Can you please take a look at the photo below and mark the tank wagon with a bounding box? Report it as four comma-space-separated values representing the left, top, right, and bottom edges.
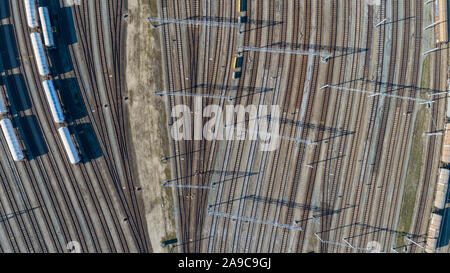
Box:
30, 32, 50, 76
24, 0, 38, 28
38, 7, 55, 48
58, 126, 80, 164
0, 119, 25, 161
42, 80, 65, 123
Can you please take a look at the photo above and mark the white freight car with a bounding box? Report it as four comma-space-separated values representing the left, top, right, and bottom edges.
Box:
30, 32, 50, 76
24, 0, 38, 28
0, 91, 7, 115
425, 213, 443, 253
0, 119, 25, 161
38, 7, 55, 48
435, 169, 449, 210
58, 126, 80, 164
42, 80, 65, 123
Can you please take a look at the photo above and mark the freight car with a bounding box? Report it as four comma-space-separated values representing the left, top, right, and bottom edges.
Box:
0, 118, 25, 161
58, 126, 80, 164
30, 32, 50, 76
38, 7, 56, 48
24, 0, 38, 28
42, 80, 65, 123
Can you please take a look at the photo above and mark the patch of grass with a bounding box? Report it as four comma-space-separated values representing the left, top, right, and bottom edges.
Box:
394, 56, 431, 251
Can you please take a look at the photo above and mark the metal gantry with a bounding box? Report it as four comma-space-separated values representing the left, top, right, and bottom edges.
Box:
237, 46, 333, 59
147, 17, 240, 28
314, 233, 383, 252
155, 91, 234, 100
376, 18, 389, 27
161, 174, 216, 190
424, 20, 443, 30
405, 237, 425, 249
207, 210, 303, 231
423, 47, 440, 55
320, 84, 434, 104
161, 183, 215, 190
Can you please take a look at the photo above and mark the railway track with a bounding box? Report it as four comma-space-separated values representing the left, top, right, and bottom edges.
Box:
0, 0, 150, 253
159, 0, 443, 253
68, 0, 150, 251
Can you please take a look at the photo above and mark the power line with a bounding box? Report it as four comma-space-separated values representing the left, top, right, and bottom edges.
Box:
320, 84, 434, 104
207, 210, 303, 231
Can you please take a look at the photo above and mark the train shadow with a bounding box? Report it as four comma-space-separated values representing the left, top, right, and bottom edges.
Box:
0, 24, 20, 70
5, 74, 32, 112
0, 0, 10, 20
17, 115, 49, 160
56, 78, 88, 120
74, 123, 103, 163
47, 7, 78, 74
52, 5, 78, 46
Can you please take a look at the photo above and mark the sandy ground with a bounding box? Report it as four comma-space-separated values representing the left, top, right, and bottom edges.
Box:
125, 0, 176, 253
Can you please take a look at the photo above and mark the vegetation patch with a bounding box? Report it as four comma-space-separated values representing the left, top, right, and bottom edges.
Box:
394, 56, 431, 251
